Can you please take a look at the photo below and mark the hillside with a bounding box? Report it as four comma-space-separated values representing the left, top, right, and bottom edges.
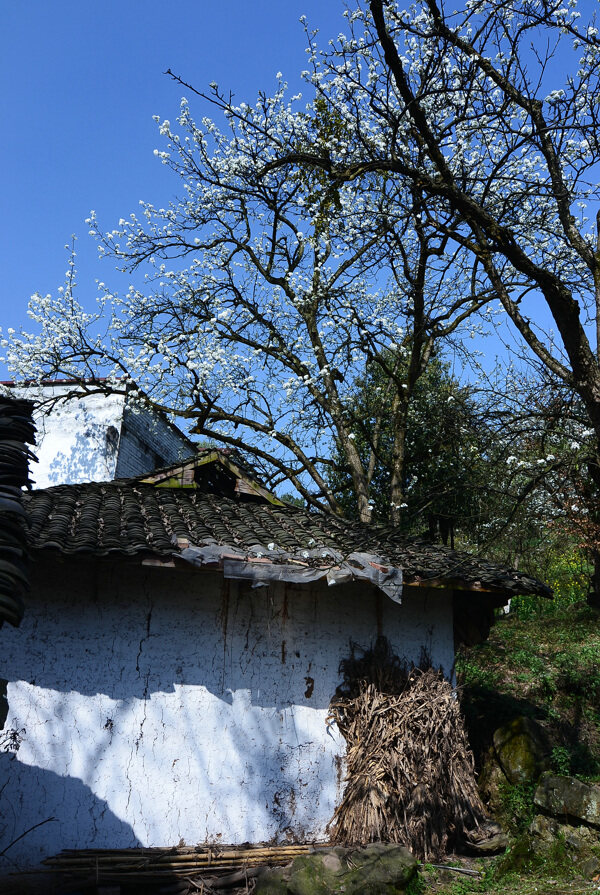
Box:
425, 593, 600, 894
459, 602, 600, 781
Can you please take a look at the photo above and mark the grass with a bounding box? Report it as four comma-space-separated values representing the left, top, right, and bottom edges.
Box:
421, 864, 600, 894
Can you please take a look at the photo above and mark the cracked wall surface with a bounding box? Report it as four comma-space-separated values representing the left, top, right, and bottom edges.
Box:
0, 560, 454, 869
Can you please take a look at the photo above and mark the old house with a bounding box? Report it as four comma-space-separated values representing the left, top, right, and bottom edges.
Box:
0, 391, 549, 871
0, 485, 549, 870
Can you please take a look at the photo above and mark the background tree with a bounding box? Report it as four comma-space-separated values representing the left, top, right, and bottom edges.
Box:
443, 360, 600, 599
488, 365, 600, 587
328, 354, 488, 544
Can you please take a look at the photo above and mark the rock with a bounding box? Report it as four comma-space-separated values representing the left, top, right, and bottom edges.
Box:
466, 832, 509, 854
478, 748, 508, 812
500, 826, 572, 874
498, 834, 540, 871
466, 819, 504, 843
319, 853, 343, 874
529, 813, 600, 847
582, 855, 600, 877
534, 773, 600, 828
493, 716, 549, 785
503, 810, 600, 877
254, 844, 418, 895
563, 826, 586, 851
528, 813, 560, 841
254, 866, 292, 895
465, 820, 507, 854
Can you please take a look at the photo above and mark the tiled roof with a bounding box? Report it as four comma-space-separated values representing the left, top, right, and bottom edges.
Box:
23, 481, 549, 597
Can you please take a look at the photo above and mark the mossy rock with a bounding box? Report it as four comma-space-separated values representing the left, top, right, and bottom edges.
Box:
528, 813, 561, 842
501, 814, 600, 879
493, 716, 550, 785
255, 866, 293, 895
499, 830, 571, 876
478, 746, 509, 812
529, 813, 600, 849
255, 844, 418, 895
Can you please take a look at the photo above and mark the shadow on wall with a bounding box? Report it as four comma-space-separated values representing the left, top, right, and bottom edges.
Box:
0, 571, 355, 849
44, 422, 118, 486
0, 752, 140, 872
1, 682, 339, 854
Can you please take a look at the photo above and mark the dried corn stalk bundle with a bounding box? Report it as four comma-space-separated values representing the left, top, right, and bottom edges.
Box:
328, 638, 488, 860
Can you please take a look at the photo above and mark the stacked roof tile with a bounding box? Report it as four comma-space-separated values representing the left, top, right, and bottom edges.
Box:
23, 481, 550, 597
0, 397, 36, 627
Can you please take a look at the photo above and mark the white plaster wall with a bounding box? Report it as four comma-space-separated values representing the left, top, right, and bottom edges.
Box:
25, 385, 126, 488
0, 561, 454, 869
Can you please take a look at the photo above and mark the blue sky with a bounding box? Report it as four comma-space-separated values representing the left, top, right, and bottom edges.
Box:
1, 2, 346, 359
0, 1, 579, 386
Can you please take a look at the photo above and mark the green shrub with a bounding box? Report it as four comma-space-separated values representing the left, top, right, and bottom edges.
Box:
455, 655, 497, 689
550, 745, 571, 775
405, 871, 427, 895
496, 781, 536, 836
512, 547, 591, 619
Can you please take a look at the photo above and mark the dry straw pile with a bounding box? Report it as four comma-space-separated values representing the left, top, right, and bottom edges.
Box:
328, 638, 488, 860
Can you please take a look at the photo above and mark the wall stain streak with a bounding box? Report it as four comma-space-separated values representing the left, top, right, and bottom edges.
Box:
221, 579, 230, 692
376, 591, 383, 638
282, 587, 289, 624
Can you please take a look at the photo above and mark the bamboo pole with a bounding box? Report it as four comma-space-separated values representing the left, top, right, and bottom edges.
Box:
44, 843, 320, 878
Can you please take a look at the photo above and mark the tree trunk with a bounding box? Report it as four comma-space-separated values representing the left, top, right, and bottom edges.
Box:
389, 393, 408, 527
590, 549, 600, 609
339, 429, 372, 523
585, 449, 600, 609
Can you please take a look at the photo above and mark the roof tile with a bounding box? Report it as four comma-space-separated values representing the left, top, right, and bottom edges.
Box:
23, 482, 550, 597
